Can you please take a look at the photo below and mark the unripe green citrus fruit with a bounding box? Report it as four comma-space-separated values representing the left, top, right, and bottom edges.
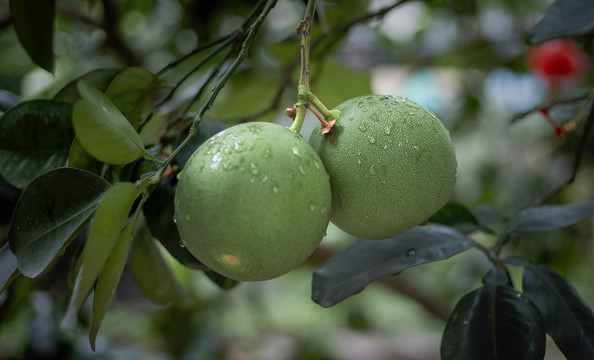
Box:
309, 95, 457, 239
174, 122, 332, 281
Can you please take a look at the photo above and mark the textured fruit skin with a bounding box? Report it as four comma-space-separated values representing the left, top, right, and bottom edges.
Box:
309, 95, 457, 240
174, 122, 331, 281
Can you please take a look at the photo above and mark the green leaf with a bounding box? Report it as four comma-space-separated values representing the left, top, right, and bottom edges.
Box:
9, 0, 55, 72
521, 262, 594, 359
90, 219, 136, 350
526, 0, 594, 45
311, 224, 475, 308
504, 199, 594, 236
131, 224, 193, 307
72, 81, 146, 165
0, 243, 19, 294
8, 167, 110, 278
53, 68, 120, 103
62, 182, 138, 330
0, 99, 74, 189
68, 138, 103, 174
441, 285, 546, 360
429, 201, 481, 234
104, 67, 162, 128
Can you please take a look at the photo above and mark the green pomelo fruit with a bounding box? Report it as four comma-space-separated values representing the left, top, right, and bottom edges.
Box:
174, 122, 332, 281
309, 95, 457, 239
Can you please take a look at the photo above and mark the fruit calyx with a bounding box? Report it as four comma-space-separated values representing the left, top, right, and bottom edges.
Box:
289, 85, 341, 135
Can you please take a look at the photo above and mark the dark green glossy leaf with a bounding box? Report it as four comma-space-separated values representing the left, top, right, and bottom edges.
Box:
68, 138, 103, 174
104, 67, 162, 128
62, 182, 138, 330
205, 270, 239, 290
522, 262, 594, 359
0, 99, 74, 189
8, 167, 110, 278
526, 0, 594, 45
504, 199, 594, 236
429, 201, 481, 234
174, 118, 227, 169
72, 81, 146, 165
482, 266, 511, 287
53, 68, 120, 103
441, 285, 546, 360
143, 178, 206, 269
0, 243, 19, 294
9, 0, 55, 71
131, 224, 193, 307
90, 219, 136, 350
312, 224, 475, 307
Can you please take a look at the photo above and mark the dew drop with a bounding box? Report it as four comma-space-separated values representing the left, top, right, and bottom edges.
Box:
179, 240, 186, 248
406, 248, 416, 256
367, 135, 376, 144
357, 101, 365, 108
383, 145, 388, 150
357, 159, 362, 165
370, 113, 380, 122
249, 163, 259, 175
309, 202, 316, 212
176, 172, 182, 180
358, 123, 367, 132
173, 216, 177, 224
298, 165, 306, 175
313, 160, 320, 170
272, 186, 280, 194
292, 147, 300, 156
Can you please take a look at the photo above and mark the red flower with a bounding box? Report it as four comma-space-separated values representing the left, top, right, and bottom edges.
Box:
528, 39, 589, 86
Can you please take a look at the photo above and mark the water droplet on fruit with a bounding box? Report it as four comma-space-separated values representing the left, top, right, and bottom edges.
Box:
357, 159, 362, 165
370, 113, 380, 122
357, 101, 365, 108
309, 202, 316, 212
299, 165, 306, 175
292, 147, 300, 156
249, 163, 259, 175
383, 145, 388, 150
384, 122, 394, 135
184, 214, 190, 221
173, 216, 177, 224
395, 96, 406, 103
367, 135, 376, 144
272, 186, 280, 194
176, 172, 182, 180
321, 207, 328, 214
234, 142, 245, 152
358, 123, 367, 132
179, 240, 186, 248
406, 248, 416, 256
313, 160, 320, 170
224, 147, 232, 154
382, 95, 390, 100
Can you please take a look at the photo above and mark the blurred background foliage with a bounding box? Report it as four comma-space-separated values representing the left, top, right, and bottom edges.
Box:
0, 0, 592, 359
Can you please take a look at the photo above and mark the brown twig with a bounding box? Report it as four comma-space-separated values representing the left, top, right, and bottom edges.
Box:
100, 0, 142, 66
510, 92, 591, 124
228, 0, 411, 123
534, 101, 594, 205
